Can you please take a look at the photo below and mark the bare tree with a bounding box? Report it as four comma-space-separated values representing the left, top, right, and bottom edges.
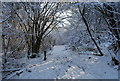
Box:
10, 2, 62, 58
95, 3, 120, 52
95, 2, 119, 65
77, 4, 104, 56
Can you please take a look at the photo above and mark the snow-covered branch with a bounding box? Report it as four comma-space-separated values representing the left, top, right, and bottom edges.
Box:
0, 15, 11, 24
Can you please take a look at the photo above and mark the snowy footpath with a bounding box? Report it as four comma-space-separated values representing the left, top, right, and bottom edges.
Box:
9, 45, 118, 79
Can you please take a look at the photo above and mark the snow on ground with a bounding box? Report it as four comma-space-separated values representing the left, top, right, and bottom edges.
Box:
8, 45, 118, 79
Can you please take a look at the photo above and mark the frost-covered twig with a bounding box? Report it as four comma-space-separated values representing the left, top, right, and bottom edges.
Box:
106, 9, 120, 15
1, 68, 21, 72
0, 15, 11, 24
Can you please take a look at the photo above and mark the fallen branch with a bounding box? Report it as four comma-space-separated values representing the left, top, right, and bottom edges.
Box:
78, 52, 101, 56
6, 69, 24, 79
1, 68, 21, 72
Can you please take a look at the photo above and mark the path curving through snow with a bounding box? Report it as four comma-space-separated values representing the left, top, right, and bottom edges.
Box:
10, 45, 118, 79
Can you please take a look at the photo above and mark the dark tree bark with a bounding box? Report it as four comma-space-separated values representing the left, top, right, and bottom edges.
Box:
44, 51, 47, 60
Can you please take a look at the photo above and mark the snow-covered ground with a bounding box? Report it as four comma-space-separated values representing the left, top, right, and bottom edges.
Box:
8, 45, 118, 79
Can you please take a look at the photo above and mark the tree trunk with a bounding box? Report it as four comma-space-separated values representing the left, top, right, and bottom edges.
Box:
27, 45, 31, 59
44, 51, 47, 60
30, 36, 41, 58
